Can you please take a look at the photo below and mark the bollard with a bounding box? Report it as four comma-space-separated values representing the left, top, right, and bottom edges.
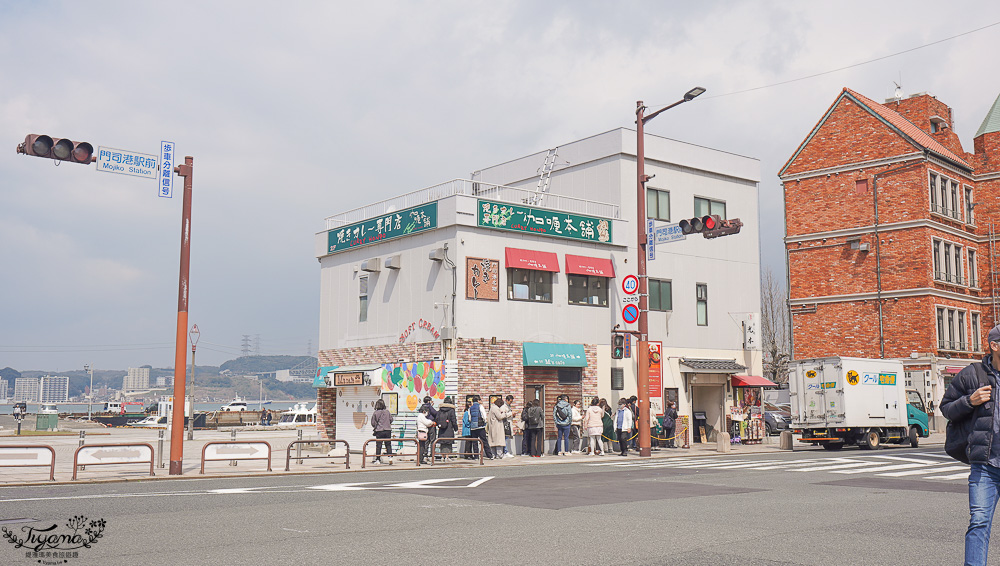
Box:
157, 430, 165, 468
230, 430, 238, 466
78, 430, 87, 470
296, 430, 303, 464
716, 431, 731, 453
779, 430, 794, 450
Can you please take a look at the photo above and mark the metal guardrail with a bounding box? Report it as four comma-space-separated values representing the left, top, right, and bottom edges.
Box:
361, 437, 420, 469
284, 439, 350, 471
0, 444, 56, 481
200, 441, 272, 474
72, 443, 155, 480
429, 436, 483, 465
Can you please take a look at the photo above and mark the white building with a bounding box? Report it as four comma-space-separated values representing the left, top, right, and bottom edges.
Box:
123, 367, 150, 392
314, 129, 763, 447
13, 377, 40, 402
0, 378, 8, 401
39, 375, 69, 403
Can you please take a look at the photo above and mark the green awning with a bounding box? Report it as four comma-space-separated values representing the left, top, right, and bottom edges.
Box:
313, 366, 337, 388
522, 342, 587, 367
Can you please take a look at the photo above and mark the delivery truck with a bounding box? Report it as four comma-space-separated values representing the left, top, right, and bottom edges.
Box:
788, 357, 929, 450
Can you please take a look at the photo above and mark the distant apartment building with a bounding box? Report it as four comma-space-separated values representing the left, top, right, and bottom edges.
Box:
154, 375, 173, 388
780, 88, 1000, 415
13, 377, 39, 402
122, 367, 150, 392
39, 375, 69, 403
0, 378, 8, 401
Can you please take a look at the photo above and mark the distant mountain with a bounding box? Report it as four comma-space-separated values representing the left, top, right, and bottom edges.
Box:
220, 355, 317, 375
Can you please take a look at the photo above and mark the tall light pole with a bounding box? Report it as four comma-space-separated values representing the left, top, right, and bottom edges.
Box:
169, 156, 194, 475
84, 364, 94, 421
187, 324, 200, 440
635, 87, 705, 457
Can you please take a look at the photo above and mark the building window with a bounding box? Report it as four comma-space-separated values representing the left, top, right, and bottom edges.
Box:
558, 368, 582, 385
972, 312, 982, 352
611, 367, 624, 391
933, 240, 965, 285
359, 276, 369, 323
649, 279, 672, 312
930, 172, 961, 220
647, 188, 670, 222
568, 274, 608, 306
696, 283, 708, 326
932, 240, 940, 278
959, 311, 967, 351
969, 249, 978, 287
694, 197, 726, 220
966, 186, 975, 224
937, 306, 970, 351
508, 268, 552, 302
929, 173, 938, 210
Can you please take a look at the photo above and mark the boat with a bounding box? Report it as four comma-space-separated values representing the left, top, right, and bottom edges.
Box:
126, 415, 168, 428
274, 403, 317, 428
220, 398, 249, 412
92, 401, 148, 427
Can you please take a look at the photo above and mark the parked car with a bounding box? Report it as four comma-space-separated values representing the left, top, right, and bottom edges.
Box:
764, 410, 791, 435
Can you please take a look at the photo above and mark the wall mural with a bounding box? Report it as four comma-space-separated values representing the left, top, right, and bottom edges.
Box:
466, 257, 500, 300
381, 360, 446, 411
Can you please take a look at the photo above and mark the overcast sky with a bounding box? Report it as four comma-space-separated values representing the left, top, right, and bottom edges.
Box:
2, 1, 999, 372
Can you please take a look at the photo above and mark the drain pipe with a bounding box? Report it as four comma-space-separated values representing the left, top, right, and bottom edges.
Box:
442, 243, 457, 358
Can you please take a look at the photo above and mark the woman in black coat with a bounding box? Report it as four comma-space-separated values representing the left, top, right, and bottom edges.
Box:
436, 396, 459, 460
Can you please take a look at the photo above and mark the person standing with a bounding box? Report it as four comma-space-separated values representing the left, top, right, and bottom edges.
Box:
520, 403, 531, 456
941, 325, 1000, 565
416, 406, 435, 465
488, 397, 510, 460
570, 399, 584, 454
662, 401, 678, 448
370, 399, 394, 465
468, 395, 493, 459
503, 395, 516, 458
552, 395, 573, 455
419, 396, 439, 460
600, 398, 615, 453
525, 400, 546, 457
461, 401, 474, 460
627, 396, 640, 450
615, 398, 634, 457
583, 397, 605, 456
436, 397, 458, 460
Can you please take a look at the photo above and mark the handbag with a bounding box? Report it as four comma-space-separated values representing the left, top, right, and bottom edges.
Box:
417, 430, 428, 441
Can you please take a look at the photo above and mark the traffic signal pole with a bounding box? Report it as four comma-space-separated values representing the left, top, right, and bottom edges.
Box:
169, 156, 194, 475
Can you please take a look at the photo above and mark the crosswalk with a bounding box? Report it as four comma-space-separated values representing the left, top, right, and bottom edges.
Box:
586, 452, 970, 481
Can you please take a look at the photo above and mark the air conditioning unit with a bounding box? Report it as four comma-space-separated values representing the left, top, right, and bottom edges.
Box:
384, 254, 401, 270
360, 258, 381, 272
440, 326, 457, 340
428, 248, 446, 261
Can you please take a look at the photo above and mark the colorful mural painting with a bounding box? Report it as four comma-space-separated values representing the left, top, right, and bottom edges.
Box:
381, 360, 446, 411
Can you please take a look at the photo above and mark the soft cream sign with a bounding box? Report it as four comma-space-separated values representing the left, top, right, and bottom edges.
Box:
399, 319, 440, 343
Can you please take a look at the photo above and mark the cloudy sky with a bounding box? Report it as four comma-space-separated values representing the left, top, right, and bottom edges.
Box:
2, 1, 999, 372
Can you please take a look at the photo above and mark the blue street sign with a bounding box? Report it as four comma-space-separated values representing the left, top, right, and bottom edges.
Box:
622, 303, 640, 324
647, 219, 655, 261
655, 223, 687, 244
159, 141, 175, 198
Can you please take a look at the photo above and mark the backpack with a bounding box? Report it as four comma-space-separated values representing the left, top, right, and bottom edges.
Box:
556, 403, 571, 422
945, 363, 989, 464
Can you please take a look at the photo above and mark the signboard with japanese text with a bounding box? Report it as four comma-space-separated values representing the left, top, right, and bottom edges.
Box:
96, 146, 157, 180
649, 341, 663, 416
647, 219, 655, 261
477, 199, 612, 243
326, 202, 437, 254
743, 313, 760, 350
159, 141, 175, 198
334, 372, 365, 386
654, 223, 686, 244
466, 257, 500, 300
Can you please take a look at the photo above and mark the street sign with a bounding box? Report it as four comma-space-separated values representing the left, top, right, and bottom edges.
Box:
622, 303, 639, 324
96, 146, 158, 180
647, 219, 655, 261
76, 444, 153, 466
203, 442, 270, 461
159, 141, 175, 198
622, 274, 639, 295
621, 295, 639, 304
655, 223, 687, 244
0, 446, 54, 466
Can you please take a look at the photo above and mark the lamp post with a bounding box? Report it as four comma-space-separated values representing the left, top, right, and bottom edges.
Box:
169, 156, 194, 475
84, 364, 94, 421
635, 87, 705, 457
187, 324, 200, 440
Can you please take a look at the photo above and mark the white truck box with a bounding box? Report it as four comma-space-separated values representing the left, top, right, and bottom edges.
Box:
789, 357, 906, 429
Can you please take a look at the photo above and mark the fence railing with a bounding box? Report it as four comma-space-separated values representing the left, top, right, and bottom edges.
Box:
429, 437, 483, 465
361, 437, 420, 469
284, 439, 350, 471
0, 444, 56, 481
73, 443, 154, 480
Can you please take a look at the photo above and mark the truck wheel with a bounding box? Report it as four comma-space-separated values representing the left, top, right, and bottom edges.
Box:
861, 430, 881, 450
908, 426, 919, 448
822, 443, 843, 451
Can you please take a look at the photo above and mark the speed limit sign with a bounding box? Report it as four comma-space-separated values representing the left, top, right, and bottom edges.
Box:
622, 275, 639, 295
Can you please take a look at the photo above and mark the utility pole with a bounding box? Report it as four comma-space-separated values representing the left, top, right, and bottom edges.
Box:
187, 324, 200, 440
84, 364, 94, 421
169, 156, 194, 476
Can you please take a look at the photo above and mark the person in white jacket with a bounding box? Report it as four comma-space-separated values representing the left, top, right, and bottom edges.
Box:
582, 397, 606, 456
416, 407, 436, 464
570, 400, 584, 453
615, 398, 634, 457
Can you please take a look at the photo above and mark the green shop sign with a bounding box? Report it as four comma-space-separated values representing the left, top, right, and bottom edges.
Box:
478, 199, 612, 243
326, 202, 438, 254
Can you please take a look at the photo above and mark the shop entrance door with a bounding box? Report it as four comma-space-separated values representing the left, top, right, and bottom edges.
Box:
691, 384, 724, 443
524, 385, 544, 413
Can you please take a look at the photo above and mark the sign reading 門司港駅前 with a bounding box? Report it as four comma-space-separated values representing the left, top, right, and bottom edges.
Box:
326, 202, 438, 254
477, 199, 612, 243
96, 146, 158, 180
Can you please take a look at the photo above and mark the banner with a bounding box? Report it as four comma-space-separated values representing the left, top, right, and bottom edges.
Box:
649, 341, 663, 416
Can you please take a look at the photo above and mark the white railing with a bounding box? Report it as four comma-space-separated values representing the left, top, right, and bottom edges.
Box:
324, 179, 621, 230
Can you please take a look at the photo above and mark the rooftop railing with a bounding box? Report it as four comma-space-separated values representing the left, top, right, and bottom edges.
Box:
324, 179, 621, 230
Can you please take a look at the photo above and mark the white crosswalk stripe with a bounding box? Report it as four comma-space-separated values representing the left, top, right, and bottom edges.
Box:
586, 453, 970, 481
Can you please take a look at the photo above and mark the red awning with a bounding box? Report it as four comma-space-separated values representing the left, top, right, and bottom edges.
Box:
731, 375, 778, 387
565, 254, 616, 277
944, 366, 967, 375
505, 248, 559, 272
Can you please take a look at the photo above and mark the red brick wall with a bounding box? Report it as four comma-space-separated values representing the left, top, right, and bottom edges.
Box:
317, 388, 336, 440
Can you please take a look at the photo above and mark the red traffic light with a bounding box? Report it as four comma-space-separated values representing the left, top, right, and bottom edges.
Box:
18, 134, 94, 164
679, 215, 720, 235
703, 218, 744, 239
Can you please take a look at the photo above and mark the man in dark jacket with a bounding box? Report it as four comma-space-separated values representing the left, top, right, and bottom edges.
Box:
941, 326, 1000, 566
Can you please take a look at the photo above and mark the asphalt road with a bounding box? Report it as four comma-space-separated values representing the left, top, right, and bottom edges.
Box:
0, 443, 984, 566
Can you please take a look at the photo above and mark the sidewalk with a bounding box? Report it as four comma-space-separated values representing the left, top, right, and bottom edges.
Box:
0, 418, 946, 487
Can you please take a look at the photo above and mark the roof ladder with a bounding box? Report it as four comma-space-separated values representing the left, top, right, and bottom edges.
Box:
532, 148, 558, 205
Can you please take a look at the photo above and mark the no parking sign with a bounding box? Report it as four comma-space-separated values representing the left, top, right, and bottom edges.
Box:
622, 303, 639, 324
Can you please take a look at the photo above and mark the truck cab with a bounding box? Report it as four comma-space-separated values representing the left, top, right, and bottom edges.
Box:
906, 389, 930, 438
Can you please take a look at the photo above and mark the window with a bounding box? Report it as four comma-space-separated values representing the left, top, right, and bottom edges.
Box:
929, 173, 938, 210
938, 306, 971, 351
933, 239, 965, 285
930, 172, 961, 220
568, 274, 608, 306
558, 368, 582, 385
359, 276, 369, 322
647, 188, 670, 222
694, 197, 726, 220
932, 240, 940, 278
959, 311, 967, 351
648, 279, 673, 311
966, 186, 975, 224
973, 312, 982, 352
507, 268, 552, 302
611, 367, 624, 390
696, 283, 708, 326
969, 249, 978, 287
955, 244, 964, 284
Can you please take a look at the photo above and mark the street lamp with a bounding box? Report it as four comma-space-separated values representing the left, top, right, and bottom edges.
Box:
84, 364, 94, 421
635, 86, 705, 457
187, 324, 200, 440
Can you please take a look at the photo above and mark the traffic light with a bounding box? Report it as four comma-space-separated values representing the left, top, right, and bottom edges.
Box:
612, 334, 625, 359
16, 134, 94, 164
679, 214, 743, 239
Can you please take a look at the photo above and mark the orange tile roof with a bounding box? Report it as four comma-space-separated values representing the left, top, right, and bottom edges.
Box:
845, 88, 970, 169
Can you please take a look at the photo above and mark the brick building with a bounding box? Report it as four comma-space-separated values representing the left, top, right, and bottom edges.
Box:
780, 88, 1000, 419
